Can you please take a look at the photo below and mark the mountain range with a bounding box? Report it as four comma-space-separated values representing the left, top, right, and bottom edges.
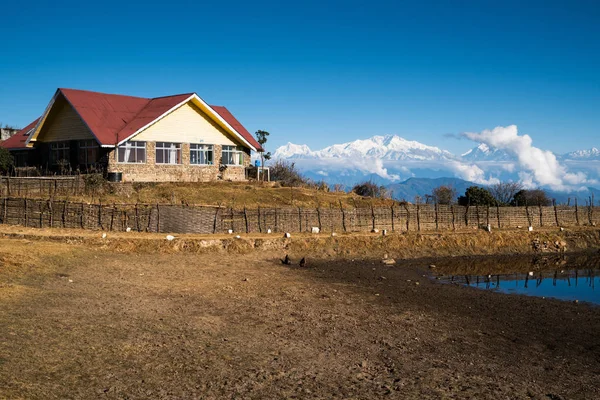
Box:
270, 134, 600, 199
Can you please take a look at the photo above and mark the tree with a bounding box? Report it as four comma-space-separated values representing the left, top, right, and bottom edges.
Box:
352, 181, 387, 198
0, 147, 14, 174
254, 130, 272, 168
490, 181, 523, 205
511, 189, 552, 206
270, 160, 309, 187
457, 186, 496, 206
430, 185, 457, 205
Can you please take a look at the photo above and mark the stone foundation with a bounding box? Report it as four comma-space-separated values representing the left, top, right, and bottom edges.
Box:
107, 142, 251, 182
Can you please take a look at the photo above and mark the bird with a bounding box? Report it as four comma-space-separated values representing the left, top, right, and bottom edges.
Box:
299, 257, 306, 268
281, 254, 291, 265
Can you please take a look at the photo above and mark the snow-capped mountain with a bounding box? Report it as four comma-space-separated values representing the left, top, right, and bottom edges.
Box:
273, 135, 455, 161
461, 143, 515, 162
270, 134, 599, 190
561, 147, 600, 160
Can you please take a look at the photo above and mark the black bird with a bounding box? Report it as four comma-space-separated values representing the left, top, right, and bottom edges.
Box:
281, 254, 291, 265
299, 257, 306, 267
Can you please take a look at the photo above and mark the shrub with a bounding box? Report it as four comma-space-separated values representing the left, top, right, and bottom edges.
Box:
511, 189, 552, 206
352, 181, 387, 198
0, 148, 13, 174
270, 160, 310, 187
457, 186, 497, 206
430, 185, 457, 205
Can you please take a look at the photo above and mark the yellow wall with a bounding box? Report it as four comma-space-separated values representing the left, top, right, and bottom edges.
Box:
132, 102, 240, 146
37, 97, 95, 142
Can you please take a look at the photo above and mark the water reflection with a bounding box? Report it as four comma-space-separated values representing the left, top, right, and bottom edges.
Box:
435, 253, 600, 305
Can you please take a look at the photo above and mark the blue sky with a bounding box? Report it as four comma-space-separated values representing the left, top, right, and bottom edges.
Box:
1, 0, 598, 155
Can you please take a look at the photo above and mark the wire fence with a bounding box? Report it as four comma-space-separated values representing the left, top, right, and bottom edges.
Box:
0, 197, 597, 234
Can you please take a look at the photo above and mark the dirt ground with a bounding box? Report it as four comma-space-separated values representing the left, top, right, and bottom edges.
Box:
0, 237, 599, 399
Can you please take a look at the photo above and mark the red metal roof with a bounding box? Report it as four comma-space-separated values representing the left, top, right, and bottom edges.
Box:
211, 105, 262, 151
10, 88, 258, 150
0, 117, 40, 150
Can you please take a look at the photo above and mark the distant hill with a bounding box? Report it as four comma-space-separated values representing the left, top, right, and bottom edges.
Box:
387, 177, 475, 202
386, 177, 600, 205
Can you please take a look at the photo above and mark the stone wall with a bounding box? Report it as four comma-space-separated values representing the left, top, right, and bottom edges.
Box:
107, 142, 251, 182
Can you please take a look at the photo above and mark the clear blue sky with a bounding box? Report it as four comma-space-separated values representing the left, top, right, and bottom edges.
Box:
1, 0, 598, 155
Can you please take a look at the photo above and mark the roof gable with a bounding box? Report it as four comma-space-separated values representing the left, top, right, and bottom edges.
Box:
0, 118, 40, 150
25, 88, 260, 151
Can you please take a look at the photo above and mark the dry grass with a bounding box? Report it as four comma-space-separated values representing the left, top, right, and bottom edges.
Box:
51, 181, 396, 209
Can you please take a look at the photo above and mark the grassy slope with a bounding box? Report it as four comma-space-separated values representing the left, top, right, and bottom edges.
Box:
70, 181, 396, 208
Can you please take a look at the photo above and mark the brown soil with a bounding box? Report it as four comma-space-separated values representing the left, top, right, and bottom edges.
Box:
0, 235, 599, 399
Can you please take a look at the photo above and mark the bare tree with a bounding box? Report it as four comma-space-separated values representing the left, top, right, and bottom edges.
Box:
490, 181, 523, 205
431, 185, 457, 205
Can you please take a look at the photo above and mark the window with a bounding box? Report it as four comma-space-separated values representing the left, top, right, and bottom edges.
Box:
50, 141, 70, 165
117, 141, 146, 163
155, 142, 182, 164
222, 145, 244, 166
78, 140, 98, 165
190, 144, 213, 165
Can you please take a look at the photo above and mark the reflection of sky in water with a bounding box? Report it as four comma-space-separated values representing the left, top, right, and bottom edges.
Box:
440, 270, 600, 305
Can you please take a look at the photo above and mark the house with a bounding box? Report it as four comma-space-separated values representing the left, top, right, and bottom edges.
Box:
0, 88, 262, 182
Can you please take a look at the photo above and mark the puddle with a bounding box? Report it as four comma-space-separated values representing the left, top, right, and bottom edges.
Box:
432, 253, 600, 305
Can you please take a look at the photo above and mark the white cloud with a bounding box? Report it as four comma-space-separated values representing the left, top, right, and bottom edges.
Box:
462, 125, 593, 191
448, 161, 500, 185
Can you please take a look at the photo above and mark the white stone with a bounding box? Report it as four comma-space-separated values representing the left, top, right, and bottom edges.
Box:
560, 227, 565, 231
267, 229, 272, 234
126, 227, 131, 232
382, 229, 387, 236
528, 226, 534, 232
371, 229, 379, 233
101, 233, 107, 239
331, 232, 337, 237
228, 229, 233, 234
166, 235, 175, 241
284, 232, 291, 238
311, 227, 320, 234
486, 224, 492, 232
235, 235, 241, 239
528, 271, 534, 276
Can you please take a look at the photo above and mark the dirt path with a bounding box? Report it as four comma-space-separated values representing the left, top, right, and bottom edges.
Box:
0, 239, 599, 399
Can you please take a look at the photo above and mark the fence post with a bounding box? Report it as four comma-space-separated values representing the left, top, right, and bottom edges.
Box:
539, 204, 543, 227
97, 200, 103, 230
135, 203, 141, 232
49, 199, 54, 228
3, 197, 7, 224
391, 204, 395, 232
298, 207, 302, 232
257, 206, 261, 233
416, 203, 421, 231
110, 203, 116, 231
496, 204, 501, 228
435, 202, 439, 231
553, 200, 559, 226
243, 206, 249, 233
62, 200, 67, 228
24, 198, 28, 227
575, 198, 579, 225
274, 208, 279, 232
6, 177, 10, 197
451, 205, 456, 230
464, 204, 469, 227
317, 206, 322, 232
404, 203, 410, 231
339, 200, 346, 233
486, 206, 490, 227
230, 207, 235, 233
475, 204, 480, 227
80, 203, 85, 229
212, 204, 219, 234
39, 201, 44, 228
525, 200, 531, 226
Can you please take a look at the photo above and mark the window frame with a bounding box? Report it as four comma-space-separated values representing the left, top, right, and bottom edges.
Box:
221, 145, 244, 166
49, 141, 70, 165
78, 139, 98, 165
117, 141, 147, 164
155, 142, 182, 165
189, 143, 214, 166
